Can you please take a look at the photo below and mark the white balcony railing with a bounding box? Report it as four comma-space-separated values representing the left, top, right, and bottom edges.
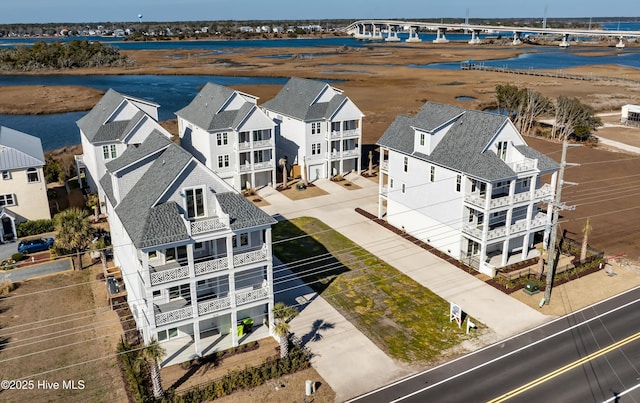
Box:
233, 245, 268, 267
190, 216, 229, 235
534, 183, 554, 201
239, 161, 274, 172
237, 139, 273, 150
150, 265, 189, 286
194, 257, 228, 276
330, 149, 359, 159
509, 158, 538, 173
235, 286, 269, 306
198, 296, 232, 315
463, 212, 548, 241
155, 305, 193, 326
465, 183, 554, 211
328, 129, 359, 139
380, 160, 389, 172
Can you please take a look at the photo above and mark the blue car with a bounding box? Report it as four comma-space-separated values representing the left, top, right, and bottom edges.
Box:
17, 237, 54, 254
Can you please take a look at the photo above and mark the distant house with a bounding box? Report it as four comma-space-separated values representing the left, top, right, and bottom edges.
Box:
75, 89, 173, 207
621, 104, 640, 127
176, 83, 276, 191
0, 126, 50, 242
377, 102, 559, 276
101, 130, 277, 364
262, 77, 364, 181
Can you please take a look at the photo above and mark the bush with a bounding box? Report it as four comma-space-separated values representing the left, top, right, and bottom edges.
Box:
0, 279, 14, 296
1, 259, 16, 271
11, 253, 24, 262
16, 219, 54, 238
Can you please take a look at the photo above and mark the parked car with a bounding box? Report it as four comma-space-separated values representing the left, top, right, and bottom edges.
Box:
17, 237, 54, 254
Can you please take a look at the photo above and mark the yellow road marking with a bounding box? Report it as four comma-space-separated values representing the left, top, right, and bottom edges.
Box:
488, 331, 640, 403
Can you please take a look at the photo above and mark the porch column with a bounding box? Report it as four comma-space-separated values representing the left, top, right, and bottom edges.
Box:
193, 319, 201, 356
265, 228, 275, 335
227, 235, 238, 347
479, 183, 493, 271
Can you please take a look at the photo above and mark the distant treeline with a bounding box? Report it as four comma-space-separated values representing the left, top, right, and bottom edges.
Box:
0, 40, 133, 71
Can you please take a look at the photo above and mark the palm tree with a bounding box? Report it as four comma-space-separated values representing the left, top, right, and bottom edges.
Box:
580, 218, 592, 263
278, 156, 288, 189
86, 193, 100, 222
273, 302, 298, 358
137, 338, 165, 399
53, 207, 94, 271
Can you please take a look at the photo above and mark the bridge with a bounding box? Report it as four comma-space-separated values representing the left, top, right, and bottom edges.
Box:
344, 19, 640, 48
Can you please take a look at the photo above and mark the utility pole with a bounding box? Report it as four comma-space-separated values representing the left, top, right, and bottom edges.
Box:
543, 136, 578, 305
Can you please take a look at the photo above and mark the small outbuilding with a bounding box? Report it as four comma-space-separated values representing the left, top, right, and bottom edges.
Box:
621, 104, 640, 127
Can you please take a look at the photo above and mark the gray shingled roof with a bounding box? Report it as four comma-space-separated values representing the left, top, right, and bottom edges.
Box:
115, 141, 194, 248
105, 129, 172, 173
262, 77, 346, 121
0, 126, 45, 170
77, 89, 158, 143
175, 83, 254, 131
377, 102, 559, 181
216, 192, 277, 230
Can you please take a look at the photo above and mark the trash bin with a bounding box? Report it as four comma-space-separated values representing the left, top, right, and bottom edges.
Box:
242, 318, 254, 333
523, 280, 540, 295
237, 321, 245, 336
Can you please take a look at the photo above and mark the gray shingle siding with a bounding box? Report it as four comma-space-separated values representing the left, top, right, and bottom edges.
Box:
377, 102, 559, 181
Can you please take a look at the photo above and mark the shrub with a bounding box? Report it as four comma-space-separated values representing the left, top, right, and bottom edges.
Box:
0, 279, 14, 296
16, 219, 54, 237
0, 259, 16, 271
11, 252, 24, 262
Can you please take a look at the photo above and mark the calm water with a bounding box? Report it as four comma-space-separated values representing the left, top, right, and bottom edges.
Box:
1, 33, 639, 150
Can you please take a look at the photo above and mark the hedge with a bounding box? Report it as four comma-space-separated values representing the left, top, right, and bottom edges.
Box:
16, 219, 54, 238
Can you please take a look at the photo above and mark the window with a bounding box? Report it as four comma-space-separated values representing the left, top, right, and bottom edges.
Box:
311, 143, 321, 155
217, 132, 228, 146
185, 187, 205, 218
232, 233, 249, 248
430, 166, 436, 182
152, 290, 161, 298
419, 132, 425, 146
311, 122, 321, 134
26, 168, 40, 183
157, 327, 178, 341
456, 175, 462, 192
403, 157, 408, 172
217, 155, 230, 168
389, 178, 394, 188
102, 144, 117, 160
497, 141, 508, 161
343, 120, 357, 130
401, 183, 406, 194
471, 179, 477, 192
0, 194, 16, 207
331, 122, 341, 132
1, 171, 10, 180
169, 284, 190, 300
520, 178, 530, 189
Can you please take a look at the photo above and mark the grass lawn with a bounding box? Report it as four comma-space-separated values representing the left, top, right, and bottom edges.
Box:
272, 217, 480, 364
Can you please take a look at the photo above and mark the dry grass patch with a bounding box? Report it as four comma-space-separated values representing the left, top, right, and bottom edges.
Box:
0, 265, 127, 402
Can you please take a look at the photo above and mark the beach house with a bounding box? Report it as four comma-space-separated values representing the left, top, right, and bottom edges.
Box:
262, 77, 364, 181
377, 102, 559, 276
0, 126, 50, 242
176, 83, 276, 191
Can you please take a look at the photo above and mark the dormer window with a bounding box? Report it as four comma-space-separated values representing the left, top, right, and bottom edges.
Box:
497, 141, 508, 161
103, 144, 117, 160
419, 133, 426, 146
185, 187, 205, 218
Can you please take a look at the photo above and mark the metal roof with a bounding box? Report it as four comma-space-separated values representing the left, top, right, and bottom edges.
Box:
0, 126, 45, 171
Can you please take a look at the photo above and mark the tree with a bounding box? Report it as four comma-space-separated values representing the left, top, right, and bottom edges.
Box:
86, 193, 100, 222
581, 218, 592, 263
273, 302, 298, 358
521, 88, 554, 135
53, 207, 94, 270
136, 339, 165, 399
552, 96, 601, 140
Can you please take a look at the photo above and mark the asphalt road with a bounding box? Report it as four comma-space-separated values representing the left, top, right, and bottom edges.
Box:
0, 259, 72, 282
350, 286, 640, 403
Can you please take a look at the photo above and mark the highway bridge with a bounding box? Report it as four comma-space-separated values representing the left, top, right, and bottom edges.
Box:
345, 19, 640, 48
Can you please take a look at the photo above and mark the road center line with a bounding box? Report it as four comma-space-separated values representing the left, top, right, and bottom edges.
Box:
488, 331, 640, 402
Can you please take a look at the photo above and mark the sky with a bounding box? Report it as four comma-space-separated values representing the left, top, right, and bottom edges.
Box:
0, 0, 638, 24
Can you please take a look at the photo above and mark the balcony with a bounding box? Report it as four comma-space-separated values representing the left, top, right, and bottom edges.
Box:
330, 148, 360, 159
380, 160, 389, 172
198, 295, 232, 315
237, 139, 273, 150
509, 158, 537, 173
239, 161, 275, 173
154, 300, 193, 326
233, 244, 268, 267
190, 216, 229, 235
464, 184, 554, 211
235, 285, 269, 306
194, 256, 228, 276
150, 262, 189, 286
463, 212, 548, 241
328, 129, 360, 139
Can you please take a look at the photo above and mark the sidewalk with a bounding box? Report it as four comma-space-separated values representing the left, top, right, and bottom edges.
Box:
259, 173, 552, 401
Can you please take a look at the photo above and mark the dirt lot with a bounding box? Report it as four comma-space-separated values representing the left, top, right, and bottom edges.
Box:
0, 263, 128, 402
